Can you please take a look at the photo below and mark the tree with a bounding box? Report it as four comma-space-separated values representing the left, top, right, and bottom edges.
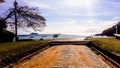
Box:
0, 18, 14, 43
0, 0, 4, 3
53, 34, 60, 40
0, 18, 7, 31
4, 1, 46, 41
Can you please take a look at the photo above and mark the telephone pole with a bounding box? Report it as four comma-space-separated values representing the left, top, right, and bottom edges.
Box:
14, 0, 18, 41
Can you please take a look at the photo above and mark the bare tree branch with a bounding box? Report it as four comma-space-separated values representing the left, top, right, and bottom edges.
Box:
6, 6, 46, 32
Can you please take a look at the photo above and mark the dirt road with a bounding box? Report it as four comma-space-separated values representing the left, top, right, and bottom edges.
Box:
12, 45, 110, 68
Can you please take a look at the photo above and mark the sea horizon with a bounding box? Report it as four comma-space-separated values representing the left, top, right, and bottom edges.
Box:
18, 33, 87, 40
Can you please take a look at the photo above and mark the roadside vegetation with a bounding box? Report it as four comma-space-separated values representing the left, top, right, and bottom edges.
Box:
0, 40, 49, 59
90, 38, 120, 56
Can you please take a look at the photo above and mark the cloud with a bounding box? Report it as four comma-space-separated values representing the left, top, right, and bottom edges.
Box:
23, 0, 52, 9
1, 0, 120, 36
113, 17, 120, 21
40, 20, 89, 34
56, 0, 99, 10
85, 19, 118, 34
55, 12, 112, 17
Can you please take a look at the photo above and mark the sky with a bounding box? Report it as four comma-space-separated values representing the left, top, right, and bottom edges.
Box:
0, 0, 120, 35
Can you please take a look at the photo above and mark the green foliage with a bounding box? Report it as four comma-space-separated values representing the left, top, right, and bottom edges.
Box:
0, 40, 49, 58
90, 38, 120, 53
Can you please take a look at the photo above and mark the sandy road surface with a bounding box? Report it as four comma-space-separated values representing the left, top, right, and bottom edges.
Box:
12, 45, 110, 68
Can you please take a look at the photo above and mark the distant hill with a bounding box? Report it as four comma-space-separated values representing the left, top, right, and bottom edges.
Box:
101, 22, 120, 36
30, 33, 39, 36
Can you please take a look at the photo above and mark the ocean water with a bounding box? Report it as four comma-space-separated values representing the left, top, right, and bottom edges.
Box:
18, 34, 86, 40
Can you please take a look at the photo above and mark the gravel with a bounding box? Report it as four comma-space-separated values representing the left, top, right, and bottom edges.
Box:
12, 45, 110, 68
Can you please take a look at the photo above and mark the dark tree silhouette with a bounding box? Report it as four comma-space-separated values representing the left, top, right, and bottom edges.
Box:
6, 6, 46, 31
0, 18, 7, 31
0, 18, 14, 43
0, 0, 4, 3
3, 1, 46, 41
53, 34, 60, 40
6, 3, 46, 31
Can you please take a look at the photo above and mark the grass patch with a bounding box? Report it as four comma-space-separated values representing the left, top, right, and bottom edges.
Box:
0, 40, 50, 59
90, 38, 120, 54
